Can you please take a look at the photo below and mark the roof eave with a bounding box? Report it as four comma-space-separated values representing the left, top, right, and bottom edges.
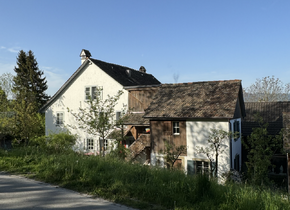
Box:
39, 60, 90, 113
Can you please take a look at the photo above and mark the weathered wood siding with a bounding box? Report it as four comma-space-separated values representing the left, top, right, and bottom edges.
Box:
128, 87, 159, 112
150, 120, 187, 155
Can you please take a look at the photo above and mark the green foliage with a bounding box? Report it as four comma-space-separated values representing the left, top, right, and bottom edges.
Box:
243, 114, 283, 186
0, 87, 15, 138
68, 88, 123, 155
12, 99, 45, 145
0, 147, 289, 209
29, 132, 77, 153
162, 140, 187, 169
8, 50, 49, 144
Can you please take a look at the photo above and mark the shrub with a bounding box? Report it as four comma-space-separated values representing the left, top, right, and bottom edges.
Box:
29, 132, 76, 153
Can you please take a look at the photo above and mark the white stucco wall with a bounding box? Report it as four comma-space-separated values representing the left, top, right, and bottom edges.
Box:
186, 120, 231, 178
44, 61, 129, 153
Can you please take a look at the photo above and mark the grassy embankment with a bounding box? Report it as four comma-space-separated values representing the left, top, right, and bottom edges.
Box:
0, 147, 289, 210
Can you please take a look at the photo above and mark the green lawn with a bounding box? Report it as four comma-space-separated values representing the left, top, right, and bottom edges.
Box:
0, 147, 289, 210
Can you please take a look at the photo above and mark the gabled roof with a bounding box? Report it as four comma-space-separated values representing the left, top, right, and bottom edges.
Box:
242, 102, 290, 136
143, 80, 245, 119
40, 57, 161, 112
90, 58, 160, 86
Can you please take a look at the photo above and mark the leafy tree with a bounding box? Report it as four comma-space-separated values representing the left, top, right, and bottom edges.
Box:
68, 88, 123, 156
0, 87, 14, 140
243, 114, 283, 185
0, 72, 15, 99
196, 128, 235, 177
244, 76, 290, 102
162, 140, 187, 169
13, 97, 45, 146
13, 50, 49, 110
0, 86, 8, 112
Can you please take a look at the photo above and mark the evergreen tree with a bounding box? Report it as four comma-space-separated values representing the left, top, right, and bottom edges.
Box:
13, 50, 49, 110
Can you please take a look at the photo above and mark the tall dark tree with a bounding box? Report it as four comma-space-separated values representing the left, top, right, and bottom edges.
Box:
13, 50, 49, 110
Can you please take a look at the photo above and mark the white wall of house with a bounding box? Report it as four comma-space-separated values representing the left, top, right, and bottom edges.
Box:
186, 120, 231, 178
151, 153, 165, 167
44, 61, 129, 153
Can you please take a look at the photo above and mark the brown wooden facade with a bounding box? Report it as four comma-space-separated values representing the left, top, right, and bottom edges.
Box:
150, 120, 187, 155
127, 87, 159, 112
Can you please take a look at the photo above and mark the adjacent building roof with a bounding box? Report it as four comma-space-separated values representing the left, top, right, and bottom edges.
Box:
242, 102, 290, 136
143, 80, 245, 119
40, 51, 161, 112
123, 113, 150, 125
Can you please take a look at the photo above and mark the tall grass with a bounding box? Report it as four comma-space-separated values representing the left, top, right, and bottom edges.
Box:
0, 147, 289, 209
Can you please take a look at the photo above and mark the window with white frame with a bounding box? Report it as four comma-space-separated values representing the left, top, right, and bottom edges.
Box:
99, 139, 108, 151
85, 86, 103, 100
56, 112, 64, 126
87, 138, 94, 150
173, 121, 180, 134
116, 111, 121, 125
104, 139, 108, 151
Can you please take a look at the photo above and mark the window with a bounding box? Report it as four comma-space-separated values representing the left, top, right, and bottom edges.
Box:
187, 159, 212, 175
99, 139, 108, 151
233, 120, 240, 139
56, 112, 64, 126
87, 138, 94, 150
104, 139, 108, 150
85, 86, 103, 100
173, 122, 180, 134
116, 111, 121, 122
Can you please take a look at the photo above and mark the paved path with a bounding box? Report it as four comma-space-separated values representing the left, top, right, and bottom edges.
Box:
0, 172, 135, 210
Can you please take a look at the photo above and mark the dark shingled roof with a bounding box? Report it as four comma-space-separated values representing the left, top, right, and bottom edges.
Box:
90, 58, 160, 86
242, 102, 290, 136
143, 80, 244, 119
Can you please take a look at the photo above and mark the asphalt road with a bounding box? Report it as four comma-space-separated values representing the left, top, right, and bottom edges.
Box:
0, 172, 136, 210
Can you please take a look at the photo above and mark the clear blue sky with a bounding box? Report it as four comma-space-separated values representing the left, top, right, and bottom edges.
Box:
0, 0, 290, 96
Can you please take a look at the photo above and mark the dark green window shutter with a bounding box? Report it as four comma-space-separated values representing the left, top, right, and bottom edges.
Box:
187, 160, 195, 175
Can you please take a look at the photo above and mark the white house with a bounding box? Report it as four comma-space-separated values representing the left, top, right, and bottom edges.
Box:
40, 49, 160, 154
143, 80, 246, 177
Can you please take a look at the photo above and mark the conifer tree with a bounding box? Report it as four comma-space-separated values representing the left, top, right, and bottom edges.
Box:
12, 50, 48, 144
13, 50, 49, 110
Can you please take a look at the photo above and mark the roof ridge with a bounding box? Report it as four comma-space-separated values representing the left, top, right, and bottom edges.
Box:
161, 79, 241, 87
90, 58, 152, 75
